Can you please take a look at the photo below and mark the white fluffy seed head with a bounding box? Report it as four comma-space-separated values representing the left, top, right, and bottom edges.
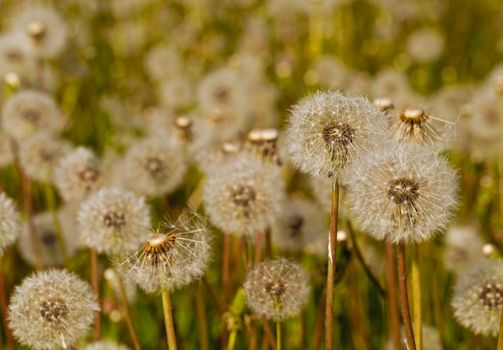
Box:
120, 137, 187, 198
19, 133, 72, 183
0, 193, 21, 256
77, 188, 151, 255
2, 90, 64, 141
346, 143, 457, 244
203, 155, 285, 236
244, 259, 310, 321
10, 5, 67, 58
452, 259, 503, 337
285, 90, 388, 179
8, 269, 98, 350
406, 27, 444, 63
54, 147, 103, 202
0, 32, 35, 80
19, 208, 78, 267
82, 340, 131, 350
272, 197, 327, 257
119, 212, 211, 293
444, 225, 483, 273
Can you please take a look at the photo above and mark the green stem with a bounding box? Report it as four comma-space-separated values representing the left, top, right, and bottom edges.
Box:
276, 321, 282, 350
412, 245, 422, 350
226, 330, 237, 350
162, 288, 178, 350
397, 243, 416, 350
118, 276, 141, 350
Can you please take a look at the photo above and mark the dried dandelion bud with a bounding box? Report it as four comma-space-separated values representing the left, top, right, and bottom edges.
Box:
121, 137, 187, 198
452, 259, 503, 336
244, 259, 309, 320
346, 144, 457, 243
12, 5, 67, 58
19, 133, 72, 183
244, 128, 281, 165
272, 197, 327, 257
54, 147, 103, 202
19, 209, 78, 267
77, 188, 151, 255
373, 97, 394, 114
174, 115, 193, 141
120, 213, 211, 293
2, 90, 64, 141
389, 106, 451, 147
8, 269, 98, 350
203, 155, 284, 236
82, 340, 131, 350
285, 90, 388, 178
444, 225, 483, 273
0, 193, 21, 256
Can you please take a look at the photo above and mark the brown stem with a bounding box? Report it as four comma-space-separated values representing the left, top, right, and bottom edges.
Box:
386, 242, 402, 350
0, 260, 15, 350
261, 318, 276, 350
196, 283, 209, 350
90, 248, 102, 340
264, 227, 272, 259
347, 221, 386, 298
325, 180, 339, 350
254, 231, 262, 266
118, 276, 141, 350
397, 243, 416, 350
313, 289, 326, 350
202, 277, 224, 314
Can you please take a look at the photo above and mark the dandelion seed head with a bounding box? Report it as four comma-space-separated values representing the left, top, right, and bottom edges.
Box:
159, 76, 193, 112
144, 43, 183, 81
19, 208, 78, 267
77, 188, 151, 255
2, 90, 64, 141
285, 90, 388, 178
272, 197, 327, 257
82, 340, 130, 350
406, 27, 444, 63
203, 155, 284, 236
8, 269, 98, 350
0, 32, 35, 80
19, 133, 72, 183
444, 225, 483, 273
120, 137, 187, 198
244, 128, 282, 165
120, 213, 211, 293
346, 143, 457, 243
0, 132, 14, 168
11, 5, 67, 58
244, 259, 309, 320
452, 259, 503, 336
0, 193, 20, 256
54, 147, 103, 202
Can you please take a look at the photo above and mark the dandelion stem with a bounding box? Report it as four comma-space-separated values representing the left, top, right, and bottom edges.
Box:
397, 243, 416, 350
43, 182, 68, 262
222, 234, 231, 302
347, 221, 386, 298
117, 276, 141, 350
264, 227, 272, 259
0, 258, 15, 350
195, 282, 209, 350
162, 288, 178, 350
90, 248, 101, 340
385, 242, 402, 350
497, 306, 503, 350
276, 321, 282, 350
313, 289, 326, 350
226, 329, 237, 350
411, 245, 422, 350
325, 179, 339, 350
261, 317, 276, 349
254, 231, 262, 266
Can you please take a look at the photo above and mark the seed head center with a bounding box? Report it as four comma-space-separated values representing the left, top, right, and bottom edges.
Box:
265, 279, 286, 298
231, 184, 257, 210
103, 211, 126, 228
143, 233, 177, 267
322, 122, 355, 148
39, 297, 69, 324
479, 282, 503, 308
387, 178, 420, 205
288, 215, 304, 238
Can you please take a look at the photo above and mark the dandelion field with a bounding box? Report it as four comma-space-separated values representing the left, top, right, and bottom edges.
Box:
0, 0, 503, 349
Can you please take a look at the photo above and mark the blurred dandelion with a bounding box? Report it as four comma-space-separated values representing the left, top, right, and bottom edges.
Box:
0, 193, 21, 256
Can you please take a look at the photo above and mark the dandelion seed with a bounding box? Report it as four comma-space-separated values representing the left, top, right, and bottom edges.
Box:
77, 188, 151, 256
346, 143, 457, 243
11, 5, 68, 58
285, 90, 388, 178
54, 147, 103, 202
2, 90, 64, 141
203, 155, 284, 236
120, 137, 187, 198
82, 340, 130, 350
120, 212, 211, 293
19, 133, 72, 183
244, 259, 309, 320
452, 259, 503, 336
8, 269, 98, 350
0, 193, 21, 257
